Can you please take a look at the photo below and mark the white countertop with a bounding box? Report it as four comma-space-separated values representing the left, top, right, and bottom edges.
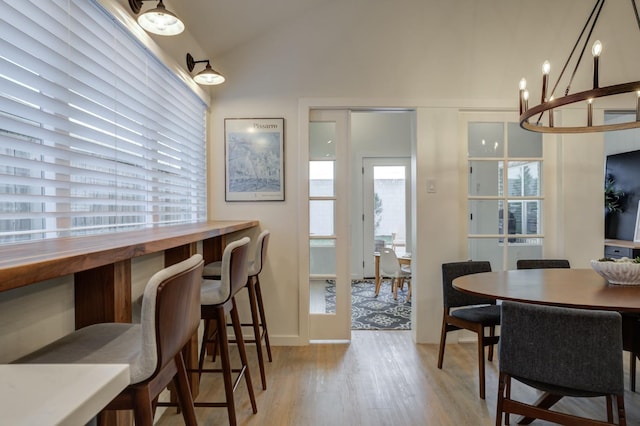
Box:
0, 363, 129, 426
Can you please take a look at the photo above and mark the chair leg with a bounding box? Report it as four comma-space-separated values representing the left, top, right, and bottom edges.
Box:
231, 297, 258, 413
393, 278, 399, 300
495, 372, 506, 426
248, 277, 267, 390
254, 277, 272, 362
406, 280, 411, 303
477, 324, 487, 399
617, 394, 627, 426
631, 351, 637, 392
488, 326, 495, 362
132, 387, 155, 426
606, 395, 613, 422
173, 352, 197, 426
437, 313, 448, 369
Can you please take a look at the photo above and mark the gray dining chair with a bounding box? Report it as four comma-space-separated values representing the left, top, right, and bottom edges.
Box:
438, 261, 500, 399
497, 301, 626, 426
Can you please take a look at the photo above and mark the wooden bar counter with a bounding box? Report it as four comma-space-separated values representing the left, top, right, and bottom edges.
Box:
0, 219, 258, 425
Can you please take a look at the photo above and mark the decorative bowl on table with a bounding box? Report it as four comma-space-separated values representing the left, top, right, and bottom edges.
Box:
590, 257, 640, 285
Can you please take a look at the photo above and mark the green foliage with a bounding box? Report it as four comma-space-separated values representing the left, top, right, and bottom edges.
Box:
605, 175, 624, 213
374, 192, 383, 231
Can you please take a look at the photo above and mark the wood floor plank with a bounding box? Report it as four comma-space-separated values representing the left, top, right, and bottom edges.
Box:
155, 331, 640, 425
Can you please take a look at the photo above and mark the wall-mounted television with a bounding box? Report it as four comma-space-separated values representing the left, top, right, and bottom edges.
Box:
605, 149, 640, 240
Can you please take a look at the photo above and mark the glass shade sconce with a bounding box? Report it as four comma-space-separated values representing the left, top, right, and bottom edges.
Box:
186, 53, 226, 85
129, 0, 185, 36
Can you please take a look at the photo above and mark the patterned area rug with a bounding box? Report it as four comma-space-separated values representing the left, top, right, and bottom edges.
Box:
325, 279, 411, 330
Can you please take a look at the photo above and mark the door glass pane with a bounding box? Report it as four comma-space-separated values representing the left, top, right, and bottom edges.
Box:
373, 166, 406, 255
309, 161, 334, 197
507, 161, 541, 197
468, 122, 504, 157
507, 122, 542, 157
469, 161, 502, 196
310, 239, 336, 275
309, 122, 336, 158
310, 200, 334, 235
469, 200, 502, 235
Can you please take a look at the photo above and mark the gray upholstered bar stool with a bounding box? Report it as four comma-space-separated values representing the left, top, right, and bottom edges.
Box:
14, 254, 204, 426
202, 229, 271, 390
196, 237, 257, 426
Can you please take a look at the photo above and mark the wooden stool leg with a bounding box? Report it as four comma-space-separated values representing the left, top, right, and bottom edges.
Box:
248, 278, 267, 390
231, 298, 258, 413
254, 277, 272, 362
174, 352, 198, 426
216, 306, 237, 426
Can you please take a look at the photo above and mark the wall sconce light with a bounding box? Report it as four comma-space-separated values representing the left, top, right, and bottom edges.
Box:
186, 53, 226, 85
128, 0, 185, 36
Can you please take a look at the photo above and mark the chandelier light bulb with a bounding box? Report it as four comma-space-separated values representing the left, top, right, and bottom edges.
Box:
542, 61, 551, 75
519, 78, 527, 90
592, 40, 602, 57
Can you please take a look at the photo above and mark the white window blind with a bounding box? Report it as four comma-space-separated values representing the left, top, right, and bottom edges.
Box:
0, 0, 207, 243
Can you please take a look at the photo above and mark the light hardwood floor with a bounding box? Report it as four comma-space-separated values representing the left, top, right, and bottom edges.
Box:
156, 331, 640, 425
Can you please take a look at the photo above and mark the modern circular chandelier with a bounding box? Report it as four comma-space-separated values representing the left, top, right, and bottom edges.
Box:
519, 0, 640, 133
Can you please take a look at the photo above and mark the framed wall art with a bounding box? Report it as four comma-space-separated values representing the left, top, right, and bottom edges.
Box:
224, 118, 285, 201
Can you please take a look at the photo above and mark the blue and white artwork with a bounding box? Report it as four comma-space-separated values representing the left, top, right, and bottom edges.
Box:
225, 118, 284, 201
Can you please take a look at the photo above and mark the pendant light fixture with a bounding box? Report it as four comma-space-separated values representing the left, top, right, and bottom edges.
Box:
186, 53, 226, 86
129, 0, 185, 36
518, 0, 640, 133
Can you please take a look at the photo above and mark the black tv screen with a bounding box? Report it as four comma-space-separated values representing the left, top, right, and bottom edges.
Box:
605, 149, 640, 240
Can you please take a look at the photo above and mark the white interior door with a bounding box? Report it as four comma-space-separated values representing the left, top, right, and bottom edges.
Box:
362, 157, 411, 277
308, 109, 351, 340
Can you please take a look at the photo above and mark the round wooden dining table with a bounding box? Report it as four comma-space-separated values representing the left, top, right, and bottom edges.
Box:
452, 268, 640, 313
454, 268, 640, 424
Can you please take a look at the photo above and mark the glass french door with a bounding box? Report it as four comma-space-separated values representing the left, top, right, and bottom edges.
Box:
362, 158, 411, 277
308, 109, 350, 340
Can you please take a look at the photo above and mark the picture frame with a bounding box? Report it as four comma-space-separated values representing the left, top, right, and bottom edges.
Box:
635, 200, 640, 243
224, 118, 285, 201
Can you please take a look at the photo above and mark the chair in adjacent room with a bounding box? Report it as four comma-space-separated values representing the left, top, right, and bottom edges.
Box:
376, 247, 411, 302
202, 229, 272, 390
496, 300, 626, 426
15, 254, 205, 426
196, 237, 257, 426
438, 261, 500, 399
516, 259, 571, 269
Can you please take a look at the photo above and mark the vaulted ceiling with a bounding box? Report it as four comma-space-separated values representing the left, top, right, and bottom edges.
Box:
143, 0, 329, 59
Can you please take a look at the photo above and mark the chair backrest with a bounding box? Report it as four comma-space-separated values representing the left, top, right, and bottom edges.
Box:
137, 254, 204, 382
248, 230, 270, 277
379, 247, 400, 276
500, 301, 623, 395
516, 259, 570, 269
441, 261, 494, 309
220, 237, 251, 302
